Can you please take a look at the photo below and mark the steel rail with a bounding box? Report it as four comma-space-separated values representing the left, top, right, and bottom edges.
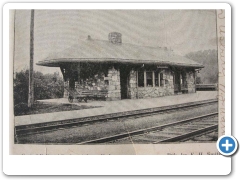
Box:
77, 112, 218, 144
16, 99, 217, 136
153, 124, 218, 143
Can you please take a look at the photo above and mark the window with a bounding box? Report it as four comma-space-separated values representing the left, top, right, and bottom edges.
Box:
155, 72, 159, 87
138, 71, 144, 87
160, 73, 164, 86
146, 72, 153, 87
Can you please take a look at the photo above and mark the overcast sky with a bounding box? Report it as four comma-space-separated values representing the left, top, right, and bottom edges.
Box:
13, 10, 217, 74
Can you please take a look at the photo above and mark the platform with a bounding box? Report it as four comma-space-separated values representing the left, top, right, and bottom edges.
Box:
15, 91, 218, 126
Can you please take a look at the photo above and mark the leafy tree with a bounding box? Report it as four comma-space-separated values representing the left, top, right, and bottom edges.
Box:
14, 70, 64, 115
185, 49, 218, 84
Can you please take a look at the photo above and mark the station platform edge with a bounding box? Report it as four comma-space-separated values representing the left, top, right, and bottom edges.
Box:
14, 91, 218, 126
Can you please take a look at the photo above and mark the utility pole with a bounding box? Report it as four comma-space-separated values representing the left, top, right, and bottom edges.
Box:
13, 10, 16, 80
28, 9, 34, 108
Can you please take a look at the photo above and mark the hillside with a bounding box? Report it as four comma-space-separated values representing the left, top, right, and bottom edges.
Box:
185, 49, 218, 84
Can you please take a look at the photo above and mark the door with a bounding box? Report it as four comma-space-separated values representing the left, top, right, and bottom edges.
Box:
120, 68, 129, 99
69, 78, 75, 90
174, 71, 181, 93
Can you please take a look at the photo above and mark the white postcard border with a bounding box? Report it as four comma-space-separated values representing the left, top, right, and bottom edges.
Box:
3, 2, 231, 175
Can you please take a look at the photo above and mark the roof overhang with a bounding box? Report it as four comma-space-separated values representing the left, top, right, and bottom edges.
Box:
36, 58, 204, 69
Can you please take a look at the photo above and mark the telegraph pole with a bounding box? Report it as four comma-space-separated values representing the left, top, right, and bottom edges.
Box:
28, 9, 34, 108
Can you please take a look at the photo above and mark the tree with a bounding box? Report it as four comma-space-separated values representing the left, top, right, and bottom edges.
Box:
14, 70, 64, 115
185, 49, 218, 84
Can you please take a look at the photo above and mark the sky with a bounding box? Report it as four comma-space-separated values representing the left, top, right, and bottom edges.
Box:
13, 10, 217, 74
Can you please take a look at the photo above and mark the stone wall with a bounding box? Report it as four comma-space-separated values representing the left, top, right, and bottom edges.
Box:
63, 66, 195, 100
186, 71, 196, 93
106, 67, 121, 101
128, 69, 174, 99
63, 81, 69, 98
127, 70, 137, 99
163, 69, 174, 94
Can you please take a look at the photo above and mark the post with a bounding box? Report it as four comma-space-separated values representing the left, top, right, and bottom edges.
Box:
77, 63, 81, 84
194, 70, 197, 93
13, 10, 16, 79
158, 72, 161, 87
136, 70, 138, 99
144, 70, 147, 87
152, 71, 155, 87
28, 9, 34, 108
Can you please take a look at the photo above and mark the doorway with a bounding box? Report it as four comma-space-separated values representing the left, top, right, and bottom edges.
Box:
120, 67, 130, 99
69, 78, 75, 90
174, 70, 181, 93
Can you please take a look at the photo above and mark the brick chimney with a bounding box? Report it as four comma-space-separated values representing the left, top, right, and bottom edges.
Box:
108, 32, 122, 44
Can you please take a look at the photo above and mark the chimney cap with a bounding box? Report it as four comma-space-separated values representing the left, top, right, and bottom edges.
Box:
108, 32, 122, 44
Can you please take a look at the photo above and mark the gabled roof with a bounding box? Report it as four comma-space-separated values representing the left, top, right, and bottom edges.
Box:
37, 39, 204, 68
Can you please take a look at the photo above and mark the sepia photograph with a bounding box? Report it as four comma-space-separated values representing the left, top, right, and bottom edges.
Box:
11, 9, 221, 153
3, 1, 235, 176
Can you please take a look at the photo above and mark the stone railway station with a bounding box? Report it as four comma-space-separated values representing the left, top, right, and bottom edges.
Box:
37, 32, 204, 101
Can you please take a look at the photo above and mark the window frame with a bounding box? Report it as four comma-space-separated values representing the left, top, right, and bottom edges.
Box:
138, 70, 166, 88
154, 71, 160, 87
146, 71, 153, 87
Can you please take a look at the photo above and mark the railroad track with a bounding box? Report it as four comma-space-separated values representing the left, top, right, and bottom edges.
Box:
77, 112, 218, 144
15, 99, 218, 136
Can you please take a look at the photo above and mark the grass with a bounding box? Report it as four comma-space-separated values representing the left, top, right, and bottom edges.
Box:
14, 102, 100, 116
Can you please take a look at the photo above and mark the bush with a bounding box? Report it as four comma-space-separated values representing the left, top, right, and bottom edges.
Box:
14, 70, 64, 115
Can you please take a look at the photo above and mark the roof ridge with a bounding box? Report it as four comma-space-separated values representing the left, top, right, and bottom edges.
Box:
84, 38, 173, 52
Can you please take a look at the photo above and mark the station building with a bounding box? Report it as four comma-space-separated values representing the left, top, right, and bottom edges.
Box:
37, 32, 204, 101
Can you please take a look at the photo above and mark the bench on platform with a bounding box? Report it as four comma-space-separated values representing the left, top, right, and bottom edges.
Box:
66, 88, 108, 103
